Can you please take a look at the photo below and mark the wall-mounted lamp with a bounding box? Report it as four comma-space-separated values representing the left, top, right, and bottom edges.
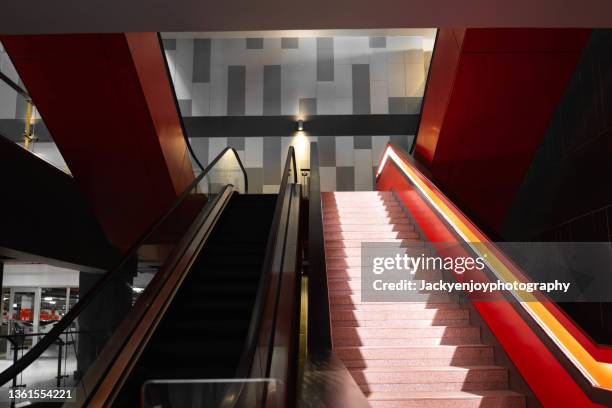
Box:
297, 119, 304, 131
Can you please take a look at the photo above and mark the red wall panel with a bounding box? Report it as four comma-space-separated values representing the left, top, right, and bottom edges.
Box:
415, 28, 591, 234
1, 33, 195, 250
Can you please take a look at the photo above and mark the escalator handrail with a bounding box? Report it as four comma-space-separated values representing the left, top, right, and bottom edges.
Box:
234, 146, 298, 380
0, 146, 247, 386
0, 70, 30, 102
307, 142, 332, 352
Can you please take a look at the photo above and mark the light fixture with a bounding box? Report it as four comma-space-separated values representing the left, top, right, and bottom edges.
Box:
297, 119, 304, 131
44, 297, 53, 301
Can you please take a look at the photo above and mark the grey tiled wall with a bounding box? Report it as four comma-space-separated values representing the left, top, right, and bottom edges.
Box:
190, 135, 414, 193
163, 36, 431, 117
165, 35, 427, 192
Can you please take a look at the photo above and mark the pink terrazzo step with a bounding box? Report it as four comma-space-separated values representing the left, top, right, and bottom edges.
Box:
330, 302, 463, 311
335, 345, 495, 367
325, 231, 420, 240
323, 215, 411, 223
366, 390, 525, 408
325, 247, 432, 259
325, 239, 425, 248
332, 319, 471, 328
351, 365, 508, 392
332, 326, 481, 347
331, 308, 469, 323
324, 208, 409, 217
323, 223, 416, 233
323, 215, 411, 224
328, 293, 452, 305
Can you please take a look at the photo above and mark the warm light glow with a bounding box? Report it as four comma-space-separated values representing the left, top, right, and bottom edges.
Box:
292, 131, 309, 170
376, 144, 612, 391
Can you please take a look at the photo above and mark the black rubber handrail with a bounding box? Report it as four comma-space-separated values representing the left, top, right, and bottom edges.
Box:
307, 142, 332, 352
0, 146, 247, 386
0, 70, 30, 102
234, 146, 298, 380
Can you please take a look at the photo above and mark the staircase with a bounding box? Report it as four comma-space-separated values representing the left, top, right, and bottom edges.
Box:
322, 191, 525, 408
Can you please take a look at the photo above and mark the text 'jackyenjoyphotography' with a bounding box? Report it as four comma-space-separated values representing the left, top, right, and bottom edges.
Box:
359, 242, 612, 303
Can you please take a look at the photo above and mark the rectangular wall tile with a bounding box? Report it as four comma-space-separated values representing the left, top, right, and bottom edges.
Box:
370, 80, 388, 114
369, 37, 386, 48
387, 63, 406, 97
354, 149, 373, 190
245, 65, 263, 115
191, 82, 211, 116
334, 64, 352, 99
281, 65, 300, 115
371, 135, 390, 166
263, 65, 281, 115
406, 63, 426, 97
193, 39, 211, 83
177, 100, 192, 117
263, 136, 281, 184
316, 82, 335, 114
263, 185, 280, 194
336, 167, 355, 191
352, 64, 371, 114
335, 136, 354, 166
210, 64, 227, 105
208, 137, 228, 163
174, 39, 194, 100
281, 38, 299, 49
245, 137, 264, 167
189, 137, 209, 166
390, 135, 411, 151
228, 136, 245, 150
246, 38, 264, 49
227, 65, 246, 115
320, 166, 337, 192
317, 38, 334, 81
299, 98, 317, 115
247, 167, 264, 193
162, 39, 176, 50
354, 135, 372, 149
318, 136, 336, 166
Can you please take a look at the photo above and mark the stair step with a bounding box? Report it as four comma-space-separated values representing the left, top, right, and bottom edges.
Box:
325, 247, 432, 258
333, 326, 480, 347
332, 319, 470, 328
324, 224, 416, 233
331, 302, 463, 311
333, 326, 480, 340
336, 345, 495, 367
327, 274, 443, 290
325, 231, 420, 240
324, 209, 409, 218
323, 216, 411, 224
325, 239, 424, 248
329, 293, 452, 305
351, 366, 508, 392
331, 308, 469, 322
365, 390, 525, 408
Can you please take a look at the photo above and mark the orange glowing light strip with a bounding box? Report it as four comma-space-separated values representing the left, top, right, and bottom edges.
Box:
376, 145, 612, 391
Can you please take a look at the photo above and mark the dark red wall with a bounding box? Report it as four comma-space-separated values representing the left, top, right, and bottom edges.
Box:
415, 28, 591, 235
1, 33, 195, 250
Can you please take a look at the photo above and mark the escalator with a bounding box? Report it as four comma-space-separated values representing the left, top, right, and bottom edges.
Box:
0, 146, 302, 408
114, 194, 277, 406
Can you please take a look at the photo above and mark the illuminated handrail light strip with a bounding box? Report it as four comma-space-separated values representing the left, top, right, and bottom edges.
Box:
376, 145, 612, 391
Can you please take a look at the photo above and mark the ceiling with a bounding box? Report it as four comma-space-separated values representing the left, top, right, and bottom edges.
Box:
0, 0, 612, 35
